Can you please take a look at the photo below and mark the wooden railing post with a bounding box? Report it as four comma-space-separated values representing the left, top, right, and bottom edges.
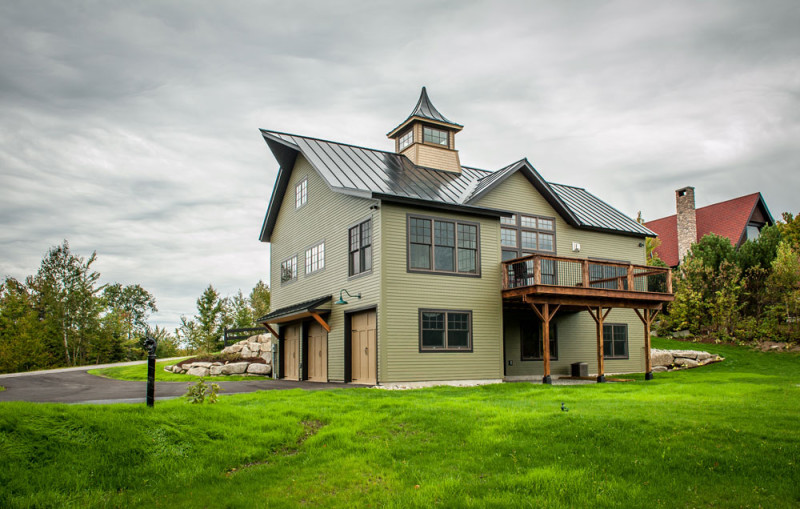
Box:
533, 256, 541, 285
582, 259, 589, 288
502, 263, 509, 289
666, 268, 673, 294
627, 264, 634, 291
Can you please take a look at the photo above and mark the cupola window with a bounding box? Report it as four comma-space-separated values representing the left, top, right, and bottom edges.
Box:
423, 126, 448, 147
399, 130, 413, 150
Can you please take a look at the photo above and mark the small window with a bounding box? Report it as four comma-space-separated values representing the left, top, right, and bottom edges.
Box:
409, 218, 432, 270
603, 323, 628, 359
423, 126, 448, 146
399, 129, 413, 150
305, 242, 324, 275
349, 220, 372, 276
500, 214, 517, 225
521, 321, 558, 360
295, 179, 307, 209
408, 215, 480, 275
746, 224, 761, 241
280, 256, 297, 283
501, 228, 517, 247
420, 310, 472, 351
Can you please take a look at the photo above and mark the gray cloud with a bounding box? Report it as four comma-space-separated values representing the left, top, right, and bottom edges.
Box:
1, 0, 798, 329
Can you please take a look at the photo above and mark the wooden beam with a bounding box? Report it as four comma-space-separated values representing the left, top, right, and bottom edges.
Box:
595, 306, 605, 382
533, 257, 541, 286
542, 303, 551, 383
581, 259, 590, 288
643, 308, 652, 378
262, 323, 279, 338
526, 299, 545, 322
309, 311, 332, 333
602, 307, 612, 320
666, 268, 673, 294
627, 264, 635, 291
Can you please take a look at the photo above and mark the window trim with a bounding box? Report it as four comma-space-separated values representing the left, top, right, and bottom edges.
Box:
500, 212, 557, 258
422, 126, 449, 148
348, 218, 373, 278
295, 178, 308, 209
279, 255, 298, 285
406, 213, 481, 278
418, 309, 473, 352
520, 320, 558, 361
304, 241, 325, 276
602, 323, 629, 359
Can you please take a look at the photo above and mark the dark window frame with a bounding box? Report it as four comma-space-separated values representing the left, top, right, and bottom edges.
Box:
422, 126, 449, 148
603, 323, 629, 359
500, 212, 557, 257
406, 213, 481, 278
348, 219, 373, 277
304, 241, 325, 276
418, 309, 473, 352
520, 320, 558, 361
280, 255, 298, 285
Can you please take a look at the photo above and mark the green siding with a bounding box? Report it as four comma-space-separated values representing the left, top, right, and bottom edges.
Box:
379, 204, 504, 382
476, 172, 648, 377
270, 155, 381, 382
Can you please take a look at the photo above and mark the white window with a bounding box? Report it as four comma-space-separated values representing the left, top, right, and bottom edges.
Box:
280, 256, 297, 283
399, 130, 413, 150
305, 242, 325, 275
295, 178, 307, 209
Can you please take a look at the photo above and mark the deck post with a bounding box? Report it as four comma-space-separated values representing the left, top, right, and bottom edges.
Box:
533, 257, 541, 285
542, 303, 551, 384
634, 308, 659, 381
666, 268, 673, 294
627, 264, 635, 291
582, 259, 590, 288
587, 306, 607, 383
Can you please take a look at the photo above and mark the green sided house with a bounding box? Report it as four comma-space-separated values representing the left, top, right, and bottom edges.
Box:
257, 88, 673, 386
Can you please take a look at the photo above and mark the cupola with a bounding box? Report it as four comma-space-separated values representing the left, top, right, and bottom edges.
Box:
387, 87, 463, 173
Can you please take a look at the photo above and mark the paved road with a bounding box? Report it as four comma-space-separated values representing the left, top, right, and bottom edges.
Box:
0, 363, 365, 404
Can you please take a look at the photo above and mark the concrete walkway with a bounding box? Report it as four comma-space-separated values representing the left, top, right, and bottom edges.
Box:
0, 362, 364, 404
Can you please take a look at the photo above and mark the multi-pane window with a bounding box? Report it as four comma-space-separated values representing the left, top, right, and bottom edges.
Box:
399, 130, 413, 150
420, 310, 472, 351
408, 216, 479, 275
423, 126, 448, 146
500, 213, 556, 257
295, 178, 307, 209
349, 219, 372, 276
603, 323, 628, 359
521, 321, 558, 360
280, 256, 297, 283
305, 242, 324, 275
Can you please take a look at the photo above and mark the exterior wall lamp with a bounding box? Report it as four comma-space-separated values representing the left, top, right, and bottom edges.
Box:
335, 289, 362, 305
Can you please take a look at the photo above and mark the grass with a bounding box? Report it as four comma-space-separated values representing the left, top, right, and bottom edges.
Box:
88, 358, 262, 382
2, 337, 799, 508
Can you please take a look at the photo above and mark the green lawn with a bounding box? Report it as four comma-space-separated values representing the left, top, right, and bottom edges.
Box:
88, 358, 263, 382
2, 337, 799, 508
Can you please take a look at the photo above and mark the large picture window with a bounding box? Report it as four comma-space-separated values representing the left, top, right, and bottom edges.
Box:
500, 213, 556, 257
603, 323, 628, 359
408, 215, 479, 276
349, 219, 372, 276
419, 309, 472, 351
521, 321, 558, 360
280, 255, 297, 283
304, 242, 325, 275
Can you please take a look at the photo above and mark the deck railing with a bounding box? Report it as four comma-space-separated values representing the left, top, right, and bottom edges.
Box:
502, 254, 672, 294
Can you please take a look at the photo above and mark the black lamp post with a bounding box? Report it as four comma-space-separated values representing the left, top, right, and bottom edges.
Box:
143, 336, 158, 407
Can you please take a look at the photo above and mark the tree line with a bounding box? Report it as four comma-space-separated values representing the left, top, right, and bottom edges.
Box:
0, 240, 271, 374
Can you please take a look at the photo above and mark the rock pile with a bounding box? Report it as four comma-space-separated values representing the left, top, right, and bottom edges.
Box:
164, 333, 275, 377
650, 348, 722, 373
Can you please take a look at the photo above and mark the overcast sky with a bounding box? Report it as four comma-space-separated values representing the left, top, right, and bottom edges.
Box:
1, 0, 798, 330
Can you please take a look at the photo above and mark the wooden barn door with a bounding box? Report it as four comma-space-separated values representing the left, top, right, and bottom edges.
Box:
283, 324, 300, 380
307, 322, 328, 382
351, 309, 376, 385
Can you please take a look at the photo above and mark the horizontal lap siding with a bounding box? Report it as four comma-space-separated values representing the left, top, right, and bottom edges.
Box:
476, 172, 647, 377
379, 204, 503, 382
270, 155, 381, 381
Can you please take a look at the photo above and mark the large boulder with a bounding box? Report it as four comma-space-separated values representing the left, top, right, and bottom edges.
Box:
696, 351, 712, 361
240, 347, 253, 358
221, 362, 250, 375
673, 357, 699, 368
210, 365, 223, 376
650, 350, 673, 367
247, 363, 271, 375
187, 366, 210, 377
227, 344, 243, 353
671, 350, 700, 359
192, 362, 213, 368
652, 366, 669, 373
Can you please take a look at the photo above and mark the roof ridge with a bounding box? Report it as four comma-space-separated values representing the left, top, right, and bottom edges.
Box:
260, 129, 401, 156
696, 192, 760, 211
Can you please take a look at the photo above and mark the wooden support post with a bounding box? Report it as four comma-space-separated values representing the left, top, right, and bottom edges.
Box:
627, 264, 635, 291
533, 257, 541, 286
582, 259, 590, 288
666, 268, 673, 294
309, 312, 332, 333
634, 308, 660, 380
502, 263, 509, 289
587, 306, 607, 383
262, 323, 279, 338
526, 300, 560, 385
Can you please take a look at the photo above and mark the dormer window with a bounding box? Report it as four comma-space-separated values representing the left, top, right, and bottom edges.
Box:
399, 130, 413, 151
423, 126, 448, 147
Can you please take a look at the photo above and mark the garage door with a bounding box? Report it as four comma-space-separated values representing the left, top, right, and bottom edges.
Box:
283, 324, 300, 380
307, 322, 328, 382
351, 309, 376, 385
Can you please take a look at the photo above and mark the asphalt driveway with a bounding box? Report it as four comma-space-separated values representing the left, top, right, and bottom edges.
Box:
0, 362, 364, 404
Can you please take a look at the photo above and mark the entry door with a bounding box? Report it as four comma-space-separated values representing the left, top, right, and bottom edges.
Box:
283, 324, 300, 380
351, 309, 377, 385
307, 322, 328, 382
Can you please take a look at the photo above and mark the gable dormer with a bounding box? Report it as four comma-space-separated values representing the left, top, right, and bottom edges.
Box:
387, 87, 463, 173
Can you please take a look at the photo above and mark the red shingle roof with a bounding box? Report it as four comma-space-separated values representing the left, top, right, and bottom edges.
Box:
644, 193, 764, 266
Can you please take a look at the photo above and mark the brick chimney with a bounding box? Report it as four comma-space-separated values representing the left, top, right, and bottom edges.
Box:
675, 187, 697, 263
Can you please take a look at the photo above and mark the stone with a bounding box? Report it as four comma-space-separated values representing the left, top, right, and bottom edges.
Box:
261, 354, 272, 364
192, 362, 213, 368
187, 366, 210, 377
210, 365, 223, 376
247, 342, 261, 353
673, 357, 699, 368
672, 330, 692, 338
164, 365, 173, 372
221, 362, 250, 375
652, 366, 669, 373
671, 349, 699, 359
240, 347, 253, 358
228, 344, 243, 353
696, 351, 712, 361
247, 363, 271, 375
650, 350, 673, 367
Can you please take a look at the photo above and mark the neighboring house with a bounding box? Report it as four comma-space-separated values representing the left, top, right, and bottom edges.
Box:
257, 88, 673, 386
645, 187, 774, 267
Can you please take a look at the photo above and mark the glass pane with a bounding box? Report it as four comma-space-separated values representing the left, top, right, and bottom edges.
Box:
603, 339, 613, 357
538, 218, 554, 230
410, 244, 431, 269
502, 250, 518, 262
458, 248, 476, 273
457, 224, 477, 249
520, 215, 537, 228
422, 312, 444, 329
410, 218, 431, 244
423, 127, 448, 146
501, 228, 517, 247
349, 226, 359, 251
448, 313, 468, 330
500, 214, 517, 225
361, 220, 371, 246
614, 339, 627, 357
350, 251, 359, 275
434, 221, 455, 247
539, 233, 554, 252
363, 245, 372, 272
614, 326, 626, 342
448, 330, 469, 348
521, 231, 537, 250
520, 323, 539, 359
422, 330, 445, 348
435, 246, 455, 271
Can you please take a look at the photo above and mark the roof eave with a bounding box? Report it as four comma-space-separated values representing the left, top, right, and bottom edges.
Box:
373, 193, 512, 218
258, 131, 301, 242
